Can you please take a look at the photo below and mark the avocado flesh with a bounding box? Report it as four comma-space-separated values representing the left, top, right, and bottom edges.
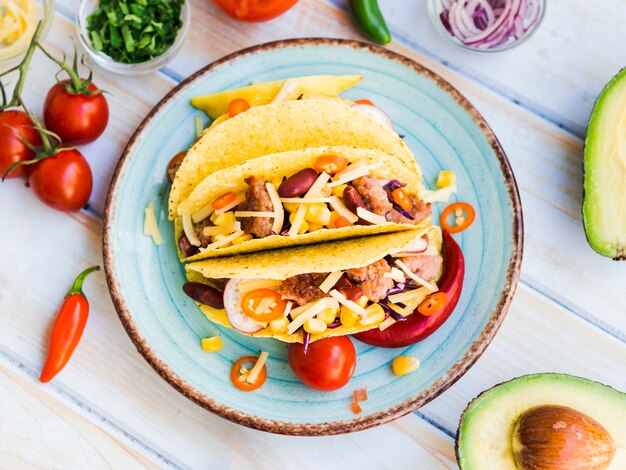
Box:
583, 67, 626, 260
456, 373, 626, 470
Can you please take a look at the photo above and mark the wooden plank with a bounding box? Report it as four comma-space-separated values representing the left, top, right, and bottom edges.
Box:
421, 284, 626, 432
0, 184, 456, 468
0, 359, 159, 469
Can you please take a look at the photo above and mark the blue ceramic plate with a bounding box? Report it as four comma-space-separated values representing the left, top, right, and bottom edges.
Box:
103, 39, 523, 435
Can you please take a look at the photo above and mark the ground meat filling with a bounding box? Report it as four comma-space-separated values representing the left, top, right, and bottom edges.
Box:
195, 217, 215, 247
239, 175, 274, 238
351, 176, 431, 225
401, 254, 443, 281
346, 259, 394, 302
279, 273, 328, 305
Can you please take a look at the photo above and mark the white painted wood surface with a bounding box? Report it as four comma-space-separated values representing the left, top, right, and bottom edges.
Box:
1, 0, 625, 468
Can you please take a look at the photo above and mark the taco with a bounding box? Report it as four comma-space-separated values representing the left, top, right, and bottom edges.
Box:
176, 146, 432, 261
184, 228, 443, 344
168, 99, 417, 219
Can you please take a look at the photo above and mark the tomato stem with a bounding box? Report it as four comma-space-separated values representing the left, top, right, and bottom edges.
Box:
68, 266, 100, 296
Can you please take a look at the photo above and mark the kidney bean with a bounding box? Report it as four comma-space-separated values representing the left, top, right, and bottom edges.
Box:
277, 168, 318, 197
343, 286, 364, 301
343, 186, 371, 225
178, 234, 199, 258
334, 274, 354, 291
183, 282, 224, 309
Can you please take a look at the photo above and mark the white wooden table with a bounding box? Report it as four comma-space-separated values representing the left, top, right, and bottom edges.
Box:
2, 0, 625, 468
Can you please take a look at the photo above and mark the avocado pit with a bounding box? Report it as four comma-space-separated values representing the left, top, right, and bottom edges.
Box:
511, 405, 616, 470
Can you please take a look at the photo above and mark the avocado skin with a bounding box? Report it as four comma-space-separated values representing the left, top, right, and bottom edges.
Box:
583, 67, 626, 260
455, 373, 626, 469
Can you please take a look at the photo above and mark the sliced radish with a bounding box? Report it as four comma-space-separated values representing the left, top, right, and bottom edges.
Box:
352, 104, 393, 129
223, 278, 267, 333
405, 237, 429, 254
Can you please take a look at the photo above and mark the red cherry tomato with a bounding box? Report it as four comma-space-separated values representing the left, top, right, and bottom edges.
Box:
213, 0, 298, 22
288, 336, 356, 391
0, 110, 42, 178
43, 80, 109, 145
29, 149, 93, 212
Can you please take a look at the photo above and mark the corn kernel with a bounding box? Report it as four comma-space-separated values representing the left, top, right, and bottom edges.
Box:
317, 307, 339, 324
331, 184, 347, 198
213, 212, 236, 226
284, 202, 300, 213
340, 305, 359, 327
231, 234, 253, 245
269, 316, 289, 333
201, 336, 222, 352
359, 303, 386, 326
304, 318, 327, 334
320, 184, 332, 197
308, 223, 323, 232
392, 356, 420, 376
436, 171, 456, 188
288, 211, 310, 234
305, 203, 332, 226
212, 233, 232, 247
356, 296, 369, 308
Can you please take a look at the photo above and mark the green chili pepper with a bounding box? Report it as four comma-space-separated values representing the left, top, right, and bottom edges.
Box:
350, 0, 391, 45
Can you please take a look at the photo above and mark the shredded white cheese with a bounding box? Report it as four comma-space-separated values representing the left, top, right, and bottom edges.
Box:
288, 172, 330, 236
356, 207, 388, 225
182, 213, 201, 247
288, 204, 307, 237
328, 196, 359, 223
144, 202, 164, 245
319, 271, 344, 294
245, 351, 269, 384
194, 114, 204, 138
214, 192, 246, 215
394, 260, 438, 291
334, 160, 366, 178
191, 202, 214, 223
234, 211, 276, 218
200, 230, 244, 251
421, 184, 457, 203
307, 172, 331, 196
202, 222, 241, 236
271, 79, 298, 103
265, 183, 285, 235
283, 301, 293, 318
279, 197, 332, 204
328, 290, 367, 316
237, 279, 282, 293
383, 267, 406, 283
328, 162, 384, 187
388, 287, 430, 304
287, 298, 334, 335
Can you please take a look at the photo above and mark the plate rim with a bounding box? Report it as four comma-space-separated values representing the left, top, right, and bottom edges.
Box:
102, 38, 524, 436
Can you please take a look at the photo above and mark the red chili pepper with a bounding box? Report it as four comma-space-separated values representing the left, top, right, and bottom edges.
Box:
353, 231, 464, 347
40, 266, 100, 383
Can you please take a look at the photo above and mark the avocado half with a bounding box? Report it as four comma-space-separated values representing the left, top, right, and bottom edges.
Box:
583, 67, 626, 260
456, 373, 626, 469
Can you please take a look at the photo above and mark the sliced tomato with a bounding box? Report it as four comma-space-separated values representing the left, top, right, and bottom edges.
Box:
417, 292, 448, 316
212, 191, 236, 210
231, 356, 267, 392
213, 0, 298, 22
227, 98, 250, 117
333, 215, 353, 228
241, 288, 286, 321
391, 188, 412, 211
313, 155, 349, 175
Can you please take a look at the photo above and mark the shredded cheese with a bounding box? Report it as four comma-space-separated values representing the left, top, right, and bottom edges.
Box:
234, 211, 276, 218
265, 183, 285, 235
421, 184, 457, 203
356, 207, 387, 225
288, 204, 307, 237
394, 260, 438, 291
143, 202, 164, 245
200, 230, 244, 251
388, 287, 430, 304
271, 79, 298, 103
288, 173, 330, 236
383, 267, 405, 283
283, 301, 293, 318
279, 197, 332, 204
237, 279, 282, 293
202, 222, 241, 236
328, 162, 384, 187
287, 298, 334, 335
191, 202, 214, 224
328, 195, 359, 223
334, 160, 366, 178
319, 271, 344, 294
328, 290, 367, 316
306, 172, 331, 197
194, 114, 204, 138
245, 351, 269, 384
214, 192, 246, 215
0, 0, 36, 58
182, 213, 201, 247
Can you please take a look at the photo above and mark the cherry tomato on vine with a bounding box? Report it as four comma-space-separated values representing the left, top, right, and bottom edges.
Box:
43, 80, 109, 145
288, 336, 356, 391
29, 149, 93, 212
213, 0, 299, 22
0, 110, 42, 179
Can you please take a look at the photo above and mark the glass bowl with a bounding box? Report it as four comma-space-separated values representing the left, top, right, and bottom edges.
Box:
0, 0, 55, 68
427, 0, 546, 53
76, 0, 190, 75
